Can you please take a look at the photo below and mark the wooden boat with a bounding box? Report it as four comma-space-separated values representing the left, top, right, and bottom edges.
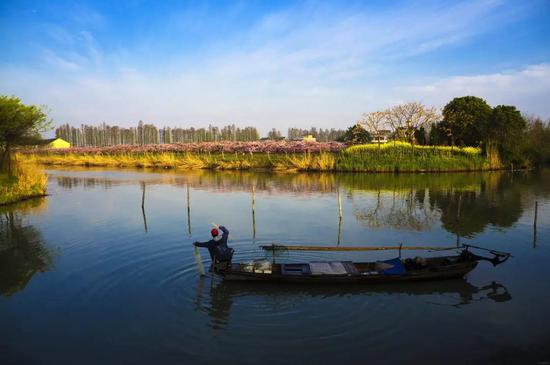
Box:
213, 244, 511, 284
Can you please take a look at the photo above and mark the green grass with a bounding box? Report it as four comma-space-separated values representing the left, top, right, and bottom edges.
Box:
20, 142, 490, 173
338, 142, 488, 172
0, 158, 47, 205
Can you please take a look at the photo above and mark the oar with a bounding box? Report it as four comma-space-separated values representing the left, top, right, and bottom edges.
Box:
260, 244, 457, 251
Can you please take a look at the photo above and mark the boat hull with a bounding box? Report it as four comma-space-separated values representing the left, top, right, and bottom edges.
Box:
217, 258, 478, 284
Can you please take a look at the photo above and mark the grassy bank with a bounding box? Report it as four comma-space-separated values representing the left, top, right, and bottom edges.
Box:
21, 142, 489, 172
0, 158, 47, 205
339, 142, 488, 172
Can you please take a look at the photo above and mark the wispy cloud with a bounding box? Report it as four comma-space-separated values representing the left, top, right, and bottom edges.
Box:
400, 64, 550, 116
1, 0, 548, 133
41, 49, 81, 70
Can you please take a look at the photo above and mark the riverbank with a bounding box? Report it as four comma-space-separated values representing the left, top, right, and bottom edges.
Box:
20, 142, 490, 172
0, 161, 47, 206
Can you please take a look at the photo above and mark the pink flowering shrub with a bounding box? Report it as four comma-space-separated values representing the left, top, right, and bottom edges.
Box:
28, 141, 345, 155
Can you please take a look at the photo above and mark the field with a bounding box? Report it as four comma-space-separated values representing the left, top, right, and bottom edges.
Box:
20, 141, 490, 172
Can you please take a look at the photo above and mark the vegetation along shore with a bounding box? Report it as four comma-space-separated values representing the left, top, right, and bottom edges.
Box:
1, 96, 50, 205
3, 94, 550, 204
21, 141, 489, 172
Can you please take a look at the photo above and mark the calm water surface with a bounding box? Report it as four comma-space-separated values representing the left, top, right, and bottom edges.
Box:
1, 168, 550, 365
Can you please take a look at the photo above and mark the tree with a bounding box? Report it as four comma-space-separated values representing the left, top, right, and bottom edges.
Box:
386, 102, 440, 146
522, 116, 550, 165
442, 96, 492, 147
484, 105, 526, 165
341, 123, 371, 144
359, 111, 387, 149
0, 96, 51, 174
267, 128, 282, 140
414, 126, 428, 145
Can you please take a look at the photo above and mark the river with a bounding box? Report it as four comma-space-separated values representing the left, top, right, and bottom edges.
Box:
1, 168, 549, 364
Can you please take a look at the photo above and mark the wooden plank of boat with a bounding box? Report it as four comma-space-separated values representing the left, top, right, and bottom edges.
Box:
217, 255, 479, 284
260, 244, 457, 251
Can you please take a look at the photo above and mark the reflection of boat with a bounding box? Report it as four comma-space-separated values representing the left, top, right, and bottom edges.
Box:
196, 278, 511, 329
213, 278, 511, 304
215, 246, 510, 284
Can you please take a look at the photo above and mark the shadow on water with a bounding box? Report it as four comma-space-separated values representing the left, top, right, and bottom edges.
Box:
193, 276, 512, 330
0, 198, 54, 297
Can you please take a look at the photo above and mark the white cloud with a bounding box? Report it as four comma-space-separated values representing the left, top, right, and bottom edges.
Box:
401, 64, 550, 117
2, 1, 548, 135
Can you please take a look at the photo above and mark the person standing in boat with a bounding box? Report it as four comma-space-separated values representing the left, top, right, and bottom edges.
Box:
194, 226, 234, 271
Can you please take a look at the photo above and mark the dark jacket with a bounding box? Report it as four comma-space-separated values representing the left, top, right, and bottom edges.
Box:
195, 226, 233, 261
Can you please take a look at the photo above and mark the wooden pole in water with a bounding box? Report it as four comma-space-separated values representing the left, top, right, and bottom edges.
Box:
141, 182, 148, 232
456, 194, 462, 248
252, 185, 256, 239
337, 217, 342, 246
337, 189, 343, 220
533, 201, 538, 248
187, 184, 191, 235
534, 201, 538, 229
337, 188, 343, 245
141, 182, 146, 209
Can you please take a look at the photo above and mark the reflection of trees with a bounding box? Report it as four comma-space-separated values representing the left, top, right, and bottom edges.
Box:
353, 189, 439, 231
56, 176, 115, 190
430, 173, 523, 238
351, 172, 524, 237
0, 199, 53, 297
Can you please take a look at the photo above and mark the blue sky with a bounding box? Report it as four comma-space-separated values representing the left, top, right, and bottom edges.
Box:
1, 0, 549, 134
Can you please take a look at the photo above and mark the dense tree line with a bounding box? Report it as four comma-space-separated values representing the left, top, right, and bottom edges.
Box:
428, 96, 550, 166
356, 97, 550, 166
55, 121, 260, 147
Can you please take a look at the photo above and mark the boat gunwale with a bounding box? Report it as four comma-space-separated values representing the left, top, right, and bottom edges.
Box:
217, 255, 479, 283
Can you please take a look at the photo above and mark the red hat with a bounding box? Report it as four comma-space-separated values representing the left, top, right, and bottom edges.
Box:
211, 228, 219, 237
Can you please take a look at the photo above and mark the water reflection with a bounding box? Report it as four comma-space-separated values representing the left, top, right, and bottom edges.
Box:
0, 199, 53, 297
352, 172, 527, 238
352, 189, 439, 231
430, 174, 523, 238
49, 169, 537, 240
194, 278, 511, 330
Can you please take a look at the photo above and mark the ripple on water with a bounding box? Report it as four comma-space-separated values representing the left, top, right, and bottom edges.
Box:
151, 242, 414, 359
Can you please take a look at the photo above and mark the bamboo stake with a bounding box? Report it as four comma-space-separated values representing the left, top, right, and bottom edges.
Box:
337, 217, 342, 246
533, 201, 538, 248
337, 189, 342, 220
252, 185, 256, 239
337, 188, 342, 245
141, 182, 147, 232
534, 201, 538, 229
260, 244, 456, 251
141, 182, 146, 209
187, 184, 191, 235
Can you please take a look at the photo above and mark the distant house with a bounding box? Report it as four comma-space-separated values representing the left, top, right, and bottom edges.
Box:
393, 127, 409, 141
371, 130, 392, 144
301, 135, 316, 142
41, 138, 71, 148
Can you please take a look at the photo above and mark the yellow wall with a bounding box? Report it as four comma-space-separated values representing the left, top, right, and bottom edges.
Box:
48, 138, 71, 148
